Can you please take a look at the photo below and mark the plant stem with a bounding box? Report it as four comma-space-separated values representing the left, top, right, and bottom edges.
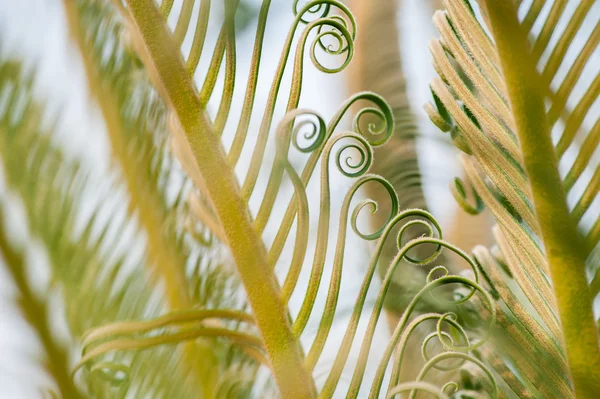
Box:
0, 207, 83, 399
482, 1, 600, 396
121, 1, 316, 397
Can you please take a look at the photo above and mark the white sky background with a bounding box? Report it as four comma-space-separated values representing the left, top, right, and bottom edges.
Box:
1, 0, 459, 397
4, 0, 597, 397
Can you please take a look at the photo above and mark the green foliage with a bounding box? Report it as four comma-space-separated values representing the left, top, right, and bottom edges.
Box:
1, 0, 599, 398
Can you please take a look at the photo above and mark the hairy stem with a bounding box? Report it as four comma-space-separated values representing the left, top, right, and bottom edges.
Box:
482, 1, 600, 396
121, 1, 316, 397
0, 207, 83, 399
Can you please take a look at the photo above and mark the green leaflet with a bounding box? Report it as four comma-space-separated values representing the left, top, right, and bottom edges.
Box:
427, 0, 600, 397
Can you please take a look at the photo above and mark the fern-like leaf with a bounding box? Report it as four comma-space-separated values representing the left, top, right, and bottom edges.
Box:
0, 13, 256, 397
426, 0, 600, 396
83, 1, 501, 397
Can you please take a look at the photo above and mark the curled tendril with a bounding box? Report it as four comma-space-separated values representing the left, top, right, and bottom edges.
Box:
421, 320, 469, 371
394, 238, 482, 306
293, 0, 357, 43
312, 14, 352, 57
303, 174, 398, 368
350, 176, 399, 241
411, 352, 498, 399
291, 1, 356, 74
282, 109, 327, 154
435, 312, 473, 353
352, 201, 382, 241
387, 382, 450, 399
381, 209, 444, 267
383, 312, 469, 394
329, 92, 394, 147
353, 107, 391, 146
451, 177, 485, 215
331, 133, 373, 178
432, 276, 494, 345
397, 220, 441, 265
260, 93, 393, 265
306, 18, 354, 73
359, 236, 496, 398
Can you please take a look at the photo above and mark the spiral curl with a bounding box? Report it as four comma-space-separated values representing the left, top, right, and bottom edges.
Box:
353, 107, 392, 146
336, 138, 373, 178
276, 108, 328, 155
411, 352, 498, 399
350, 176, 398, 241
304, 174, 398, 369
306, 18, 354, 73
358, 215, 496, 398
422, 316, 469, 372
292, 1, 356, 73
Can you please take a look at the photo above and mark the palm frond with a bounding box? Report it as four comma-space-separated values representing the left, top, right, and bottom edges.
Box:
83, 1, 502, 397
427, 0, 600, 396
0, 23, 255, 399
61, 0, 263, 396
0, 201, 82, 398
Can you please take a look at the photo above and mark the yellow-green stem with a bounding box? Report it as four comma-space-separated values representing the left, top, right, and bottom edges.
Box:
121, 1, 316, 397
482, 1, 600, 397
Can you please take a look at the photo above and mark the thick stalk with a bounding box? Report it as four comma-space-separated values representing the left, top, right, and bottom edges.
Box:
482, 1, 600, 396
122, 1, 316, 397
62, 1, 218, 396
0, 208, 83, 399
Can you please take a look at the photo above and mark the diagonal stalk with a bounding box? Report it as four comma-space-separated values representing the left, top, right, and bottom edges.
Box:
482, 1, 600, 396
121, 1, 316, 397
0, 207, 83, 399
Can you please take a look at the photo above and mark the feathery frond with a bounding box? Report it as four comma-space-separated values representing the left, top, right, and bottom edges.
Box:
0, 16, 255, 397
85, 1, 500, 397
426, 0, 600, 396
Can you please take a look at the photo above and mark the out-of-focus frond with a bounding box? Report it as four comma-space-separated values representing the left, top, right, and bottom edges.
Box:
0, 58, 175, 397
0, 200, 82, 398
61, 0, 262, 396
427, 0, 600, 396
0, 29, 255, 399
